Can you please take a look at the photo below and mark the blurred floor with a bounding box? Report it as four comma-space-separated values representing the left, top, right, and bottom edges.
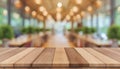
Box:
42, 34, 74, 48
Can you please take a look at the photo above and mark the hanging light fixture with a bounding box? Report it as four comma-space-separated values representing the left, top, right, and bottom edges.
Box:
57, 2, 62, 8
96, 0, 102, 8
72, 6, 79, 13
66, 15, 71, 20
76, 0, 82, 4
43, 11, 48, 16
14, 0, 22, 8
39, 6, 46, 12
35, 0, 42, 5
32, 11, 37, 17
87, 6, 93, 12
25, 6, 30, 13
80, 11, 85, 17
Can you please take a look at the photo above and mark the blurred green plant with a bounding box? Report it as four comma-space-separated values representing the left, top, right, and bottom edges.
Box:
107, 25, 120, 40
0, 25, 14, 40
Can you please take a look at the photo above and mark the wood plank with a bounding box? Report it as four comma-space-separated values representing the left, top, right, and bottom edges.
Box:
93, 48, 120, 62
53, 48, 69, 67
65, 48, 88, 67
0, 48, 16, 57
75, 48, 104, 67
0, 48, 25, 62
15, 48, 44, 67
0, 48, 11, 53
4, 68, 120, 69
85, 48, 120, 67
0, 48, 35, 67
108, 48, 120, 53
33, 48, 55, 67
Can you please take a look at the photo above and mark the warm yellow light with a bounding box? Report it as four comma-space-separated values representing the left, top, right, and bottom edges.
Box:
25, 6, 30, 12
32, 11, 37, 17
66, 15, 71, 20
76, 0, 82, 4
39, 6, 45, 12
43, 11, 48, 16
14, 0, 22, 8
3, 10, 8, 16
87, 6, 93, 12
57, 2, 62, 8
96, 0, 102, 8
72, 6, 79, 13
35, 0, 42, 5
80, 11, 85, 17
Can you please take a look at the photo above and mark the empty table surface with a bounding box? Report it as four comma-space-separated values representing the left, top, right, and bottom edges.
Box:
0, 48, 120, 69
9, 35, 34, 47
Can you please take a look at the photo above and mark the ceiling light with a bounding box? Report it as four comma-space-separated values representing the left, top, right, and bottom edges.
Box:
32, 11, 37, 17
43, 11, 48, 16
81, 11, 85, 17
76, 0, 82, 4
96, 0, 102, 8
87, 6, 93, 12
14, 0, 22, 8
57, 2, 62, 8
25, 6, 30, 12
39, 6, 45, 12
72, 6, 79, 13
35, 0, 42, 5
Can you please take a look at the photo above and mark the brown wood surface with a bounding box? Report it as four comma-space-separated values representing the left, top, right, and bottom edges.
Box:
0, 48, 34, 67
53, 48, 69, 67
93, 48, 120, 62
33, 48, 55, 67
0, 48, 119, 69
65, 48, 88, 67
85, 48, 120, 67
75, 48, 104, 67
15, 48, 44, 67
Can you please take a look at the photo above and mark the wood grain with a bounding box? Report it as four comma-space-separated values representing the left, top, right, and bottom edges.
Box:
65, 48, 88, 67
93, 48, 120, 62
33, 48, 55, 67
15, 48, 44, 67
0, 48, 120, 69
0, 48, 25, 62
53, 48, 69, 67
75, 48, 104, 67
0, 48, 35, 67
85, 48, 120, 67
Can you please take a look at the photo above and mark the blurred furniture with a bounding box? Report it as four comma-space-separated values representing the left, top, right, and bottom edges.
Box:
9, 35, 32, 47
73, 33, 111, 47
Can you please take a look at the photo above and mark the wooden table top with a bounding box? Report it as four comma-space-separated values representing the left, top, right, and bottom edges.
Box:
0, 48, 120, 69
